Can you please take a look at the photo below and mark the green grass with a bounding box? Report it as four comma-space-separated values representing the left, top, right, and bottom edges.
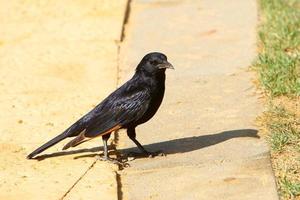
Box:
280, 178, 300, 198
255, 0, 300, 96
255, 0, 300, 199
267, 105, 299, 152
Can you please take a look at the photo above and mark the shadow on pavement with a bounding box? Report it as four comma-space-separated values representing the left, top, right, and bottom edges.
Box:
33, 129, 258, 160
129, 128, 259, 155
33, 146, 103, 161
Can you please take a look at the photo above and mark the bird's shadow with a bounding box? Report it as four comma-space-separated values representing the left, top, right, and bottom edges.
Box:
33, 146, 105, 161
33, 129, 259, 161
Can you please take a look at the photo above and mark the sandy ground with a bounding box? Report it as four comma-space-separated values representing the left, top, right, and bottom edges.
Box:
0, 1, 127, 199
118, 0, 279, 199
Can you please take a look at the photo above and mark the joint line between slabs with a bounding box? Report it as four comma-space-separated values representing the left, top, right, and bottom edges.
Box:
59, 160, 98, 200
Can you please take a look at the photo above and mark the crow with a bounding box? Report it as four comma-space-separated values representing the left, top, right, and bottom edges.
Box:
27, 52, 173, 162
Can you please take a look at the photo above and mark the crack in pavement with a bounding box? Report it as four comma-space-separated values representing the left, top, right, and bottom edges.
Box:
59, 1, 132, 199
59, 159, 98, 200
114, 1, 132, 200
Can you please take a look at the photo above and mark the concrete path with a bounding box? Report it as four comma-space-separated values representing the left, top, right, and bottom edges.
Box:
118, 0, 278, 199
0, 1, 127, 199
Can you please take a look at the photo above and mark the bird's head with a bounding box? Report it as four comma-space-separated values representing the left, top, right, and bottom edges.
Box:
136, 52, 174, 75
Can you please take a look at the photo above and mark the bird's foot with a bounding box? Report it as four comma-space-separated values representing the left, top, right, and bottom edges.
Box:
146, 150, 166, 158
95, 155, 130, 168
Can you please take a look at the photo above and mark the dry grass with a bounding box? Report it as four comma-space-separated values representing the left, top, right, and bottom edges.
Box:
257, 97, 300, 199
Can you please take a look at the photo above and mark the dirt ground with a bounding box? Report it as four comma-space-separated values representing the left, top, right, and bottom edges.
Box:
0, 1, 127, 199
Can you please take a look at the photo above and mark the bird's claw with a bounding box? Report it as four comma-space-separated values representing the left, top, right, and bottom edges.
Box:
147, 151, 166, 158
95, 155, 130, 168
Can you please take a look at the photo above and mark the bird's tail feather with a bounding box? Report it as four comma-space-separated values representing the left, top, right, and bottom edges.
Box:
27, 132, 69, 159
27, 121, 85, 159
62, 125, 121, 150
62, 132, 88, 150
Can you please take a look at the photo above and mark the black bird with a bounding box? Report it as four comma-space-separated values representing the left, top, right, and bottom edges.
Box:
27, 52, 174, 161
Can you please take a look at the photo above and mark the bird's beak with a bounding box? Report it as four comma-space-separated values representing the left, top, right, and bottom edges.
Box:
158, 61, 174, 69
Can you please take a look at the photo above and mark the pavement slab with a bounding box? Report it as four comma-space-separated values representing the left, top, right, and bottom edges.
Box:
0, 1, 127, 199
118, 0, 279, 199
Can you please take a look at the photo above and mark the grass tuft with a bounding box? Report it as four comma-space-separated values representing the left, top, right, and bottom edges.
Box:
280, 177, 300, 198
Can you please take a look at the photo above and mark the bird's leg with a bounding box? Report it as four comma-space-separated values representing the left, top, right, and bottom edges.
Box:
96, 133, 128, 167
127, 128, 165, 158
102, 133, 110, 160
95, 134, 111, 161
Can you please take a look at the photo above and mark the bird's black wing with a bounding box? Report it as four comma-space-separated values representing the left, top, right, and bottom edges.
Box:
83, 87, 151, 138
